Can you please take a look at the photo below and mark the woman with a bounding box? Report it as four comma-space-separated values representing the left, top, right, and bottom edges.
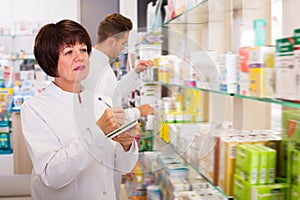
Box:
21, 19, 138, 200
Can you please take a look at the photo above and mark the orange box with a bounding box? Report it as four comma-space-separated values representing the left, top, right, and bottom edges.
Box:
239, 47, 249, 72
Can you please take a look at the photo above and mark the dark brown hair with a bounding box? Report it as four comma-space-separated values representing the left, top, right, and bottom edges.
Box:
34, 19, 92, 77
96, 13, 133, 44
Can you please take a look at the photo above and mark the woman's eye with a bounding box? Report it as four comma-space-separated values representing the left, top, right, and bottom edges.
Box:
65, 50, 72, 55
80, 48, 87, 53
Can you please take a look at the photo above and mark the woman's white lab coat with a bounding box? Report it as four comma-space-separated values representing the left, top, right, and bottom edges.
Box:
21, 82, 138, 200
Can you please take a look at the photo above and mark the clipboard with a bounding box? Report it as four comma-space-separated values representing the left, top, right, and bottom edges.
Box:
106, 120, 138, 139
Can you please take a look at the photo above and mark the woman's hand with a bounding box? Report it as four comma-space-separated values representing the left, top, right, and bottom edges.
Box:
112, 125, 138, 151
96, 107, 125, 134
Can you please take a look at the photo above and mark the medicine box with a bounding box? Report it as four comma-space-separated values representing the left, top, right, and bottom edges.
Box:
248, 46, 275, 98
253, 19, 267, 46
234, 174, 288, 200
235, 144, 259, 185
251, 182, 288, 200
275, 37, 296, 101
250, 144, 268, 185
218, 136, 252, 196
253, 144, 277, 184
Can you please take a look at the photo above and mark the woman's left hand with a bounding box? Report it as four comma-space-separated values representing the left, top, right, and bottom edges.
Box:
112, 125, 138, 151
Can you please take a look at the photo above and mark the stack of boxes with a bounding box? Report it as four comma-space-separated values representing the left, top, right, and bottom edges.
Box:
218, 133, 250, 196
239, 19, 276, 99
161, 121, 286, 198
239, 47, 250, 95
0, 115, 11, 154
157, 155, 189, 199
217, 129, 282, 197
248, 46, 275, 98
137, 116, 155, 152
283, 110, 300, 199
0, 88, 13, 175
275, 37, 295, 101
233, 144, 287, 200
0, 112, 13, 175
275, 28, 300, 102
159, 89, 205, 144
155, 153, 226, 199
217, 52, 239, 93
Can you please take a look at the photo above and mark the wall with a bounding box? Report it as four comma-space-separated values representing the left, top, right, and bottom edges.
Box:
119, 0, 137, 30
0, 0, 120, 47
0, 0, 80, 25
0, 0, 80, 196
0, 0, 80, 55
137, 0, 154, 30
119, 0, 137, 57
282, 0, 300, 37
80, 0, 119, 45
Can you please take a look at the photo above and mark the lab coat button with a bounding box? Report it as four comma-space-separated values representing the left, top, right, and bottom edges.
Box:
103, 191, 106, 195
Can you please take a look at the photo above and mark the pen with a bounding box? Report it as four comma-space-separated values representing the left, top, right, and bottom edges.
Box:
98, 97, 111, 108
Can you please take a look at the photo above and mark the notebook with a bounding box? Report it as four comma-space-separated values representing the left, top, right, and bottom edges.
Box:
106, 120, 138, 139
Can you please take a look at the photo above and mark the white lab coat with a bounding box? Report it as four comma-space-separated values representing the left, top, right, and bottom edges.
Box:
21, 82, 138, 200
82, 48, 143, 106
82, 48, 143, 198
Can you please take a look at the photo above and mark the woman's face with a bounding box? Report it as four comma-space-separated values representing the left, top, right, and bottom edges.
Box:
57, 42, 90, 84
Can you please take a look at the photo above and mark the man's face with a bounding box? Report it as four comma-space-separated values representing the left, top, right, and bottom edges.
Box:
111, 32, 129, 59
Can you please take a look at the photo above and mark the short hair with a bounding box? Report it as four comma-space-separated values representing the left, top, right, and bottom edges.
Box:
96, 13, 133, 44
34, 19, 92, 77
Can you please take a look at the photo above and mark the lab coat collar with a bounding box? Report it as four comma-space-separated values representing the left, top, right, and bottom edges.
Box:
91, 47, 109, 63
48, 81, 85, 95
46, 81, 88, 104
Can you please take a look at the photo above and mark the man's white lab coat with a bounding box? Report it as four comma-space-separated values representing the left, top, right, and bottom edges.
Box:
82, 48, 143, 199
82, 48, 143, 106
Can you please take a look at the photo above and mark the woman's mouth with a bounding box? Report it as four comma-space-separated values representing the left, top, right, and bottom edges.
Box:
73, 65, 86, 71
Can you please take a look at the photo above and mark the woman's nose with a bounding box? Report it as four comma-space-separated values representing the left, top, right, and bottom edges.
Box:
74, 50, 84, 61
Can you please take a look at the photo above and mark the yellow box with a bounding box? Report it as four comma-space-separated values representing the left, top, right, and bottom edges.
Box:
219, 136, 253, 196
185, 89, 200, 113
248, 46, 275, 98
161, 122, 170, 143
249, 67, 264, 97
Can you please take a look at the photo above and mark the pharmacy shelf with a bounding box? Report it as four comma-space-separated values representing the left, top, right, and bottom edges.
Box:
0, 57, 35, 61
161, 82, 233, 96
0, 34, 35, 37
170, 144, 233, 200
158, 82, 300, 109
154, 134, 232, 200
233, 94, 300, 109
163, 0, 208, 25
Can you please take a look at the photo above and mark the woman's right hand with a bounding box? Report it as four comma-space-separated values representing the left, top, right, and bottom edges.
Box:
96, 107, 125, 135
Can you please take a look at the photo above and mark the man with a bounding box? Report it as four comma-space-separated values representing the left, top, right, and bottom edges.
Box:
84, 13, 153, 105
82, 13, 153, 199
83, 13, 153, 117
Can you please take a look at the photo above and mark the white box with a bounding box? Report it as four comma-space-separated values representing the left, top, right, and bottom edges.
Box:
0, 153, 14, 175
